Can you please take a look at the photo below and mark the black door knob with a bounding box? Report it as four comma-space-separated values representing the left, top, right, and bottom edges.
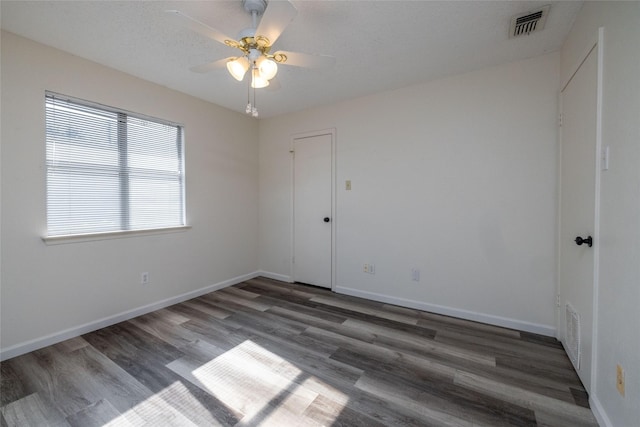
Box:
575, 236, 593, 247
323, 217, 330, 223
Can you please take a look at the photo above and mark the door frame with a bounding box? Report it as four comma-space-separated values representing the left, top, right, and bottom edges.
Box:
557, 27, 604, 394
290, 128, 337, 290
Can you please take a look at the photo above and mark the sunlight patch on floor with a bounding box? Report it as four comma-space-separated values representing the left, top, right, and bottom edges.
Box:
185, 339, 348, 425
110, 381, 210, 426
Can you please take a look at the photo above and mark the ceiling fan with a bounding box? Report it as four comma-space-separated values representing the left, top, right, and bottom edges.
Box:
168, 0, 335, 117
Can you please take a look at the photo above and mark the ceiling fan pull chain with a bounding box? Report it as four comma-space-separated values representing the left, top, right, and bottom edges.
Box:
246, 65, 253, 115
245, 64, 258, 118
252, 73, 259, 117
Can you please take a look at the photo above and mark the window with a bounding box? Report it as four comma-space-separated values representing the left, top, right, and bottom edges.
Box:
45, 92, 185, 237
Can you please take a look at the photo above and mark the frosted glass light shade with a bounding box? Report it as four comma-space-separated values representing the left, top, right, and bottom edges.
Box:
251, 68, 269, 88
258, 58, 278, 80
226, 57, 249, 81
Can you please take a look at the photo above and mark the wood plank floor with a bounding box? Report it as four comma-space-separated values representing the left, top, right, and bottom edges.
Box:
1, 277, 598, 426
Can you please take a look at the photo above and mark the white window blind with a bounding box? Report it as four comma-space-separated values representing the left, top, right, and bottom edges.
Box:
45, 92, 185, 237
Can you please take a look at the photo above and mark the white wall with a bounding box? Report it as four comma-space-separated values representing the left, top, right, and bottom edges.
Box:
259, 52, 560, 334
561, 3, 640, 426
0, 31, 259, 356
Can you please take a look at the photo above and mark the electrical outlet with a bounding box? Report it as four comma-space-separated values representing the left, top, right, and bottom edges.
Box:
363, 263, 369, 273
616, 364, 625, 397
411, 268, 420, 282
141, 272, 149, 285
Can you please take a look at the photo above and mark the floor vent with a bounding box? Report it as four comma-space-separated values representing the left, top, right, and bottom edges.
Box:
565, 303, 581, 370
509, 5, 550, 38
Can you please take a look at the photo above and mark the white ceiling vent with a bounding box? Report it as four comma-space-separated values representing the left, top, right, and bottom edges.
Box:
509, 5, 550, 38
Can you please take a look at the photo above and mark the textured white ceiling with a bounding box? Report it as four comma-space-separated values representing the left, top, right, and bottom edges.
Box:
1, 1, 583, 118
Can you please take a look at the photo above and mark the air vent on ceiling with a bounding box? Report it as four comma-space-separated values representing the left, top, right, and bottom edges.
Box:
509, 5, 550, 38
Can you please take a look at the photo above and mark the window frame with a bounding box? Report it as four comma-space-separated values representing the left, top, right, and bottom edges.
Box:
43, 92, 189, 244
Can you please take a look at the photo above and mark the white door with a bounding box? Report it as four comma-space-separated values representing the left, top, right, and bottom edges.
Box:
293, 133, 333, 288
558, 43, 600, 392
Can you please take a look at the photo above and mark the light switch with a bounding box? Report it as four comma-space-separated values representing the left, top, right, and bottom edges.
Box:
345, 180, 352, 190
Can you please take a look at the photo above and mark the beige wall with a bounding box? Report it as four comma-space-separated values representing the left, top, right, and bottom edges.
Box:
0, 31, 260, 355
259, 52, 560, 334
561, 3, 640, 426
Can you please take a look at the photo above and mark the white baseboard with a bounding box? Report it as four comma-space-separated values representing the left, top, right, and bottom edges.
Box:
0, 271, 260, 361
590, 395, 612, 427
334, 286, 556, 337
257, 270, 293, 283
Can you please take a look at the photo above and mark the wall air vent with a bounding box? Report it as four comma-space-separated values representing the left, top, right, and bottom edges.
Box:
565, 303, 581, 370
509, 5, 550, 38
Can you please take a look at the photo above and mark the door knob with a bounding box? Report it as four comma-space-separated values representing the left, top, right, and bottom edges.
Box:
323, 217, 330, 223
575, 236, 593, 247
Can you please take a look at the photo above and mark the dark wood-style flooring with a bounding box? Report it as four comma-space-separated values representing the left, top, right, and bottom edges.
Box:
1, 277, 598, 426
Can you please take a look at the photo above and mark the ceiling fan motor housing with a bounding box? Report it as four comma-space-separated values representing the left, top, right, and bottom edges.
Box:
238, 27, 257, 40
238, 0, 269, 51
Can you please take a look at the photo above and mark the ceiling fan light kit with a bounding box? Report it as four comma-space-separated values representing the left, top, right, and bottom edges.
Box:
226, 56, 249, 81
173, 0, 334, 117
251, 67, 269, 89
257, 56, 278, 80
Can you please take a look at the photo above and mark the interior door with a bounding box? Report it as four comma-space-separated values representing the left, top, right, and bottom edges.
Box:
558, 43, 599, 392
293, 133, 333, 288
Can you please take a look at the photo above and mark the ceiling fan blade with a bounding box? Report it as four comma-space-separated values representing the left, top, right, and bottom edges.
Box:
189, 57, 232, 74
273, 51, 336, 69
255, 1, 297, 47
166, 10, 238, 48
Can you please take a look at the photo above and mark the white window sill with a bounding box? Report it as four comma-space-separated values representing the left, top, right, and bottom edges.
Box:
42, 226, 192, 245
